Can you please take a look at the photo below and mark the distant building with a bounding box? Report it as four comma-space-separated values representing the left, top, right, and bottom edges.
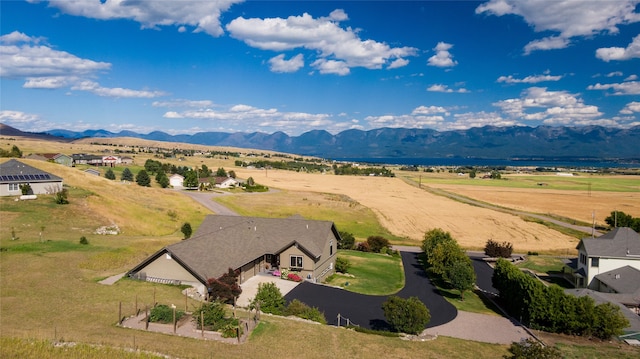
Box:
0, 159, 63, 196
84, 168, 100, 176
169, 173, 184, 187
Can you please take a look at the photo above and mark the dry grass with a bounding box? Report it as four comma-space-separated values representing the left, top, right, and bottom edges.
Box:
232, 168, 581, 253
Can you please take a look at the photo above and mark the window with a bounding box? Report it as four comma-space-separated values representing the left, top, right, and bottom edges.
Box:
8, 183, 19, 191
330, 240, 333, 256
290, 255, 303, 268
579, 253, 587, 265
591, 257, 599, 267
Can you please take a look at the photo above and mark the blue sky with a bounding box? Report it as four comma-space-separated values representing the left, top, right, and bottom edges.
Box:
1, 0, 639, 136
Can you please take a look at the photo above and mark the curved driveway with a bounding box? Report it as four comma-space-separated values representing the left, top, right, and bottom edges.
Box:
283, 251, 457, 330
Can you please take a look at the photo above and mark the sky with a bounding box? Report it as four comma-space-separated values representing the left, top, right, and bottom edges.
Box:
1, 0, 640, 136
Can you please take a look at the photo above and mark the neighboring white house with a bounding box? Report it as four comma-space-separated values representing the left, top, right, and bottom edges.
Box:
0, 159, 64, 196
571, 227, 640, 289
169, 173, 184, 187
214, 176, 239, 189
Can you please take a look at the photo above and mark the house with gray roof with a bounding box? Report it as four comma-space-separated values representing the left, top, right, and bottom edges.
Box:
0, 159, 63, 196
570, 227, 640, 289
127, 215, 339, 298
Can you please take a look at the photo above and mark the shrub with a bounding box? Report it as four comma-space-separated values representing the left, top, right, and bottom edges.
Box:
337, 231, 355, 250
149, 304, 184, 323
356, 242, 370, 252
286, 299, 326, 324
382, 296, 430, 335
250, 282, 285, 315
366, 236, 390, 253
207, 268, 242, 304
54, 188, 69, 204
193, 301, 226, 330
287, 273, 303, 282
504, 338, 561, 359
180, 222, 192, 239
279, 268, 290, 279
19, 183, 32, 195
335, 257, 350, 273
220, 320, 243, 338
79, 236, 89, 245
485, 239, 513, 258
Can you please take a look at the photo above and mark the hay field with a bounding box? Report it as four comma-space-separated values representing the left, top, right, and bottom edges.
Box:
425, 182, 640, 226
233, 168, 580, 253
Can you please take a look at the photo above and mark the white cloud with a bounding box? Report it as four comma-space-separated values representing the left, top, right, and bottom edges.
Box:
153, 99, 215, 108
71, 80, 167, 98
268, 54, 304, 73
477, 0, 640, 54
1, 31, 166, 98
497, 72, 563, 84
44, 0, 243, 37
0, 31, 110, 79
226, 10, 417, 74
493, 87, 603, 125
427, 84, 469, 93
162, 101, 337, 135
619, 101, 640, 115
446, 112, 520, 130
364, 114, 446, 129
427, 42, 457, 67
596, 34, 640, 61
522, 36, 569, 55
0, 110, 40, 125
387, 58, 409, 69
606, 71, 624, 77
587, 81, 640, 95
411, 105, 449, 116
625, 74, 639, 81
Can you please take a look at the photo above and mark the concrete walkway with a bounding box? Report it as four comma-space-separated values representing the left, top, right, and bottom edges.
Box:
237, 273, 301, 307
98, 272, 126, 285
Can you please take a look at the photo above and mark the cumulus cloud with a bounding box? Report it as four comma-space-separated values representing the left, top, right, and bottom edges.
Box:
161, 101, 338, 135
0, 31, 110, 80
427, 84, 469, 93
587, 81, 640, 95
152, 99, 215, 108
0, 110, 40, 125
493, 87, 603, 125
619, 101, 640, 115
626, 74, 639, 81
427, 42, 457, 67
477, 0, 640, 54
268, 54, 304, 73
497, 71, 563, 84
226, 9, 417, 74
1, 31, 165, 98
596, 34, 640, 61
43, 0, 243, 37
71, 80, 167, 98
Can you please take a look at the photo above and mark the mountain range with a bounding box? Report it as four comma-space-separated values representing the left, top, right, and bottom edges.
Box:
2, 123, 639, 162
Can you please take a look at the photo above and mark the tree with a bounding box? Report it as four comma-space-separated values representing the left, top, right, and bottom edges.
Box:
490, 170, 502, 179
367, 236, 390, 253
593, 302, 629, 339
335, 257, 350, 273
504, 339, 561, 359
183, 170, 198, 188
250, 282, 285, 315
144, 159, 162, 174
0, 145, 23, 158
421, 228, 455, 263
207, 268, 242, 303
246, 177, 255, 186
469, 169, 477, 179
156, 171, 169, 188
181, 222, 192, 239
228, 170, 236, 179
199, 164, 211, 178
105, 168, 116, 180
604, 210, 640, 232
19, 183, 32, 195
135, 169, 151, 187
429, 239, 467, 279
447, 260, 476, 300
121, 168, 134, 182
215, 167, 228, 177
337, 231, 355, 250
484, 239, 514, 258
382, 296, 430, 334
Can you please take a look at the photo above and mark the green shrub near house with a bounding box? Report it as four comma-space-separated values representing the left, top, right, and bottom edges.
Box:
149, 304, 184, 324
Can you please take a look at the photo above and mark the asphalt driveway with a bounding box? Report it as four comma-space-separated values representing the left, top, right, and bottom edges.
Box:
283, 251, 458, 330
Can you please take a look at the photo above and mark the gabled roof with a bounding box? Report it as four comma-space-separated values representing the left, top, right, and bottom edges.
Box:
131, 215, 338, 283
0, 159, 63, 183
578, 227, 640, 258
595, 265, 640, 295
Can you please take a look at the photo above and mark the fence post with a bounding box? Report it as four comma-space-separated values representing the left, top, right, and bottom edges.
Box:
185, 291, 188, 312
135, 294, 138, 315
201, 310, 204, 338
119, 302, 122, 325
145, 305, 149, 330
337, 313, 341, 327
172, 305, 177, 334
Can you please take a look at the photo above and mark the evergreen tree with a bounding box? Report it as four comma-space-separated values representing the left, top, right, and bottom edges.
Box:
121, 167, 134, 182
135, 169, 151, 187
105, 168, 116, 180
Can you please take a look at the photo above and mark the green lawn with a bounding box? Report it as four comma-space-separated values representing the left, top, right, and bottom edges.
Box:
517, 255, 567, 274
325, 250, 404, 295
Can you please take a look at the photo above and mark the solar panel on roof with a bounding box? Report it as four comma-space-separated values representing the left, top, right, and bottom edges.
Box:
17, 175, 25, 180
0, 175, 7, 181
27, 175, 35, 180
43, 174, 51, 179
